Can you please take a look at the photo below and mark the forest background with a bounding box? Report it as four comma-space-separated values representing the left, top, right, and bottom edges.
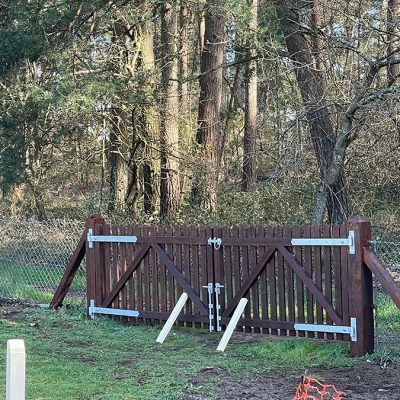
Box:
0, 0, 399, 228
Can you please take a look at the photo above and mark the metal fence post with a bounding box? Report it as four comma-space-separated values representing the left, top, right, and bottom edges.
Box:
347, 216, 374, 356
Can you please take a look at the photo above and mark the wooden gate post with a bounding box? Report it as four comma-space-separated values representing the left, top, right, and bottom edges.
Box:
347, 216, 374, 356
85, 215, 105, 313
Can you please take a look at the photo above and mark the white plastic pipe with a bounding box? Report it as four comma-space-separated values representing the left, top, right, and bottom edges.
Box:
7, 339, 25, 400
157, 293, 188, 343
217, 298, 248, 352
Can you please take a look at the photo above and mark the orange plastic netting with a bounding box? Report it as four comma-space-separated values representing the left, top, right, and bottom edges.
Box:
294, 376, 346, 399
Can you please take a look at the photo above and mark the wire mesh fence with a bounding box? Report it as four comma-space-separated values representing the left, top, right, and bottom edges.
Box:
0, 217, 86, 304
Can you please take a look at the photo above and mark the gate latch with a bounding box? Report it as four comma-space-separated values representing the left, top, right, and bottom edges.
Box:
208, 237, 222, 250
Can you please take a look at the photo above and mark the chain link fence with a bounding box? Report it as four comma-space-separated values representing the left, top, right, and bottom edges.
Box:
0, 217, 85, 304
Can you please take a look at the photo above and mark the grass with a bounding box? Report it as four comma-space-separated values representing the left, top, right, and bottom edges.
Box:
0, 294, 398, 400
0, 261, 86, 303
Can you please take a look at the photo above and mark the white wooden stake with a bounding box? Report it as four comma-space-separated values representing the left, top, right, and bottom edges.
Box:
217, 298, 248, 352
156, 293, 188, 343
7, 339, 25, 400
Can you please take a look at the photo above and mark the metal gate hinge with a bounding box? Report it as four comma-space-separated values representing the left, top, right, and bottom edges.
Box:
208, 237, 222, 250
294, 317, 357, 341
291, 230, 355, 254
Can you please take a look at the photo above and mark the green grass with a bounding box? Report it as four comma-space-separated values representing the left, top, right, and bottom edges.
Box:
0, 261, 85, 303
0, 295, 398, 400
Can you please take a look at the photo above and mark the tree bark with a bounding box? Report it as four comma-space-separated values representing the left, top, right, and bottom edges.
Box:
108, 108, 129, 212
242, 0, 258, 192
160, 2, 181, 219
191, 0, 225, 211
140, 22, 160, 215
274, 0, 351, 224
387, 0, 400, 82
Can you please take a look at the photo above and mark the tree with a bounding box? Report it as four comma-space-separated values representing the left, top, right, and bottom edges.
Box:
191, 0, 225, 211
274, 0, 351, 224
242, 0, 258, 191
160, 1, 181, 218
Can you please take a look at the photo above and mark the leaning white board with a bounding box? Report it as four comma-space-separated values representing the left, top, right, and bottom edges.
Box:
157, 293, 188, 344
7, 339, 25, 400
217, 298, 248, 352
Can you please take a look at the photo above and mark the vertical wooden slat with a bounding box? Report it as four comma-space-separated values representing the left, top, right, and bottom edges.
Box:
175, 226, 184, 327
340, 224, 350, 341
182, 225, 192, 327
126, 225, 135, 315
323, 225, 334, 339
136, 226, 144, 323
276, 226, 286, 336
303, 225, 315, 338
119, 225, 128, 322
232, 227, 242, 332
285, 226, 296, 337
293, 225, 305, 337
151, 225, 159, 325
332, 225, 343, 340
111, 225, 120, 313
269, 227, 278, 335
94, 223, 105, 306
314, 225, 324, 339
143, 226, 151, 324
191, 226, 200, 328
159, 226, 168, 316
249, 227, 260, 333
241, 227, 251, 332
260, 226, 270, 334
166, 226, 175, 313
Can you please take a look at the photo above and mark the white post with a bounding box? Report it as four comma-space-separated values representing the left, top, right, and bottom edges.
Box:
217, 298, 248, 352
156, 293, 188, 344
7, 339, 25, 400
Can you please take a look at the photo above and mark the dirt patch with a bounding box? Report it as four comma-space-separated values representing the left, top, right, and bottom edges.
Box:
0, 298, 33, 321
183, 361, 400, 399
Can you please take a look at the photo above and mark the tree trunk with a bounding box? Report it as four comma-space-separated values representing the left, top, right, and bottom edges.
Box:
141, 22, 160, 215
275, 0, 351, 224
242, 0, 258, 191
387, 0, 400, 82
160, 2, 181, 219
108, 108, 129, 212
191, 0, 224, 211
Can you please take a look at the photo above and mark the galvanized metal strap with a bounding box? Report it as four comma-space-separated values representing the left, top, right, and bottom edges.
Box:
87, 229, 138, 248
89, 299, 140, 319
294, 317, 357, 341
291, 231, 355, 254
214, 283, 224, 332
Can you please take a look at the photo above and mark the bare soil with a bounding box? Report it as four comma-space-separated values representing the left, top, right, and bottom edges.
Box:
183, 361, 400, 399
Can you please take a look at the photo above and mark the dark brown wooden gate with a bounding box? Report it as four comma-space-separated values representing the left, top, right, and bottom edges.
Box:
51, 216, 378, 356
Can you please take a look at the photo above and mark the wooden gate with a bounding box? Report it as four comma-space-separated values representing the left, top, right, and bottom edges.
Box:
51, 216, 377, 356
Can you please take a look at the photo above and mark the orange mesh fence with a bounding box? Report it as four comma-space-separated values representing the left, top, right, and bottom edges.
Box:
294, 376, 346, 399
